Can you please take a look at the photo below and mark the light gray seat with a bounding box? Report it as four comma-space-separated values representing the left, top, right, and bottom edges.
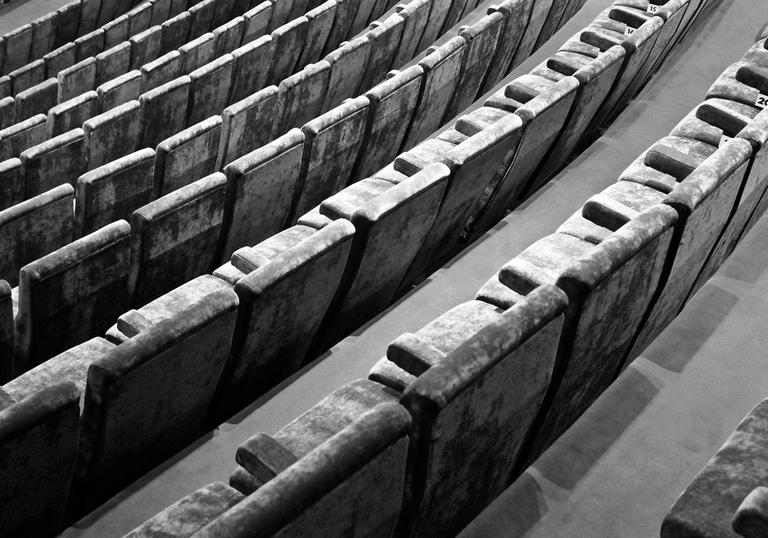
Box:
201, 381, 410, 538
14, 219, 131, 372
211, 219, 354, 413
370, 285, 567, 536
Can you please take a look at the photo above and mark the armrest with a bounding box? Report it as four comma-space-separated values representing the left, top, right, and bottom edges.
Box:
733, 487, 768, 538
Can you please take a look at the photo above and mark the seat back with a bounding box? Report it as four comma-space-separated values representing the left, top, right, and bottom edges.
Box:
0, 184, 74, 286
315, 164, 451, 346
522, 203, 677, 458
479, 75, 579, 221
627, 138, 752, 357
532, 45, 626, 182
129, 173, 227, 306
20, 128, 87, 198
289, 96, 369, 221
75, 148, 155, 237
403, 37, 467, 150
583, 12, 663, 130
219, 85, 281, 168
353, 65, 424, 181
671, 100, 768, 294
197, 400, 410, 538
220, 128, 305, 261
393, 286, 566, 536
154, 116, 222, 196
358, 13, 405, 94
217, 219, 354, 405
15, 219, 131, 371
276, 60, 331, 134
480, 0, 531, 93
0, 382, 80, 537
477, 196, 677, 458
400, 112, 525, 288
73, 275, 238, 512
446, 12, 505, 119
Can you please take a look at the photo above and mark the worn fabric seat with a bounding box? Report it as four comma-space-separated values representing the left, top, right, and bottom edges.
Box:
370, 285, 567, 536
13, 219, 131, 373
307, 163, 451, 348
670, 100, 768, 295
478, 196, 678, 460
211, 219, 354, 412
0, 381, 80, 538
467, 75, 580, 236
8, 274, 238, 514
0, 184, 74, 287
129, 173, 227, 306
529, 43, 626, 184
199, 392, 410, 537
621, 138, 752, 359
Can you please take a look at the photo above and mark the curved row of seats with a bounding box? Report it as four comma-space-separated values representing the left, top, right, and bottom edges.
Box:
2, 0, 271, 123
0, 0, 328, 140
0, 0, 602, 166
1, 0, 194, 100
0, 0, 148, 77
117, 27, 768, 538
0, 0, 517, 192
0, 0, 678, 399
0, 0, 560, 383
0, 0, 585, 383
6, 0, 406, 126
295, 0, 699, 350
0, 0, 506, 294
0, 0, 268, 104
0, 0, 546, 288
0, 1, 718, 536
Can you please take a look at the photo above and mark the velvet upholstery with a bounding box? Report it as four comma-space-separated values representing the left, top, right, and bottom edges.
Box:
70, 275, 238, 514
479, 200, 677, 459
213, 219, 354, 410
0, 381, 80, 537
313, 164, 451, 346
198, 399, 410, 538
14, 219, 131, 372
627, 138, 752, 359
129, 173, 227, 306
373, 286, 567, 536
0, 184, 73, 288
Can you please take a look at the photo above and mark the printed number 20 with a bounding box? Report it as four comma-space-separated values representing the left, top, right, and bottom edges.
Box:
757, 95, 768, 109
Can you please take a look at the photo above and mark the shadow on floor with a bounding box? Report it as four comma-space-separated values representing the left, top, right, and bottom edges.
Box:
642, 284, 739, 373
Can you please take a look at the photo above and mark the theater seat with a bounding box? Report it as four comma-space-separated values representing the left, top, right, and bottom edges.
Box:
0, 381, 80, 538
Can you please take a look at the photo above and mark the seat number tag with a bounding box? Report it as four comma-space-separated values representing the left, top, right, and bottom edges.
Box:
756, 93, 768, 109
625, 26, 635, 36
648, 4, 660, 13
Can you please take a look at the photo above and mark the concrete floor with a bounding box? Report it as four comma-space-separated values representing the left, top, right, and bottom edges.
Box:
55, 0, 768, 536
